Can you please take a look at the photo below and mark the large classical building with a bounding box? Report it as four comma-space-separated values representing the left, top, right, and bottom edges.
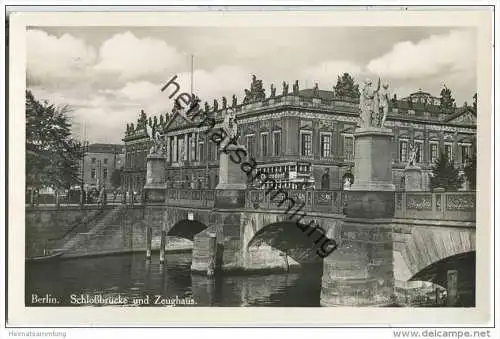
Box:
122, 76, 477, 194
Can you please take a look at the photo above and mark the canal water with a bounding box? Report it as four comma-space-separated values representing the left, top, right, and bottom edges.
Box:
25, 252, 324, 307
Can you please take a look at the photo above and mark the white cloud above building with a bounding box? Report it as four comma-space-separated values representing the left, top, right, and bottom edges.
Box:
26, 27, 477, 143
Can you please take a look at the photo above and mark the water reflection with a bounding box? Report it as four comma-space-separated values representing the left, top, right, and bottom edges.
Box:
26, 252, 323, 307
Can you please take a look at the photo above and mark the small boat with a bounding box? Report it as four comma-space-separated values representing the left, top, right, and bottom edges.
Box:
25, 251, 63, 263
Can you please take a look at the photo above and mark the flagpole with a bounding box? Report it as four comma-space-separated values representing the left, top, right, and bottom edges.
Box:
190, 54, 194, 95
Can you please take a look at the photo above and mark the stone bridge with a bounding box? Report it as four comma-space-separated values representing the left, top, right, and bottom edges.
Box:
144, 188, 476, 306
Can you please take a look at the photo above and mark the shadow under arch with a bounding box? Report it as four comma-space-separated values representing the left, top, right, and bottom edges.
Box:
409, 251, 476, 306
247, 220, 337, 264
167, 219, 208, 241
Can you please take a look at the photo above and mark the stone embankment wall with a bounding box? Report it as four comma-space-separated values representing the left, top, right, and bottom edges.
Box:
26, 205, 192, 260
25, 206, 108, 258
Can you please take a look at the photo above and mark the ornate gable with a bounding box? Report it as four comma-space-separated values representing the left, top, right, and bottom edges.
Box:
445, 108, 477, 126
165, 111, 192, 130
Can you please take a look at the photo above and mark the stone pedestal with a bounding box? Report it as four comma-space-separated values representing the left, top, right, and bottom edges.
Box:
216, 145, 247, 190
404, 166, 423, 191
144, 153, 167, 203
345, 127, 396, 218
321, 126, 397, 306
215, 145, 247, 209
350, 127, 395, 191
320, 220, 394, 306
143, 153, 167, 261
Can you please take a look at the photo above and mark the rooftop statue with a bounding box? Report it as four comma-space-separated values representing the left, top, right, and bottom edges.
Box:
172, 100, 182, 114
292, 80, 299, 95
137, 109, 148, 129
204, 102, 210, 112
244, 75, 266, 104
270, 84, 276, 98
213, 99, 218, 111
232, 94, 237, 107
313, 83, 319, 97
243, 89, 251, 104
222, 96, 227, 109
282, 81, 289, 95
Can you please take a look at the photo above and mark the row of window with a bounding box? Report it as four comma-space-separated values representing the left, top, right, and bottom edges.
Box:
244, 130, 282, 158
166, 130, 352, 162
90, 158, 109, 165
298, 131, 353, 159
398, 140, 472, 164
167, 131, 284, 163
164, 131, 472, 165
90, 168, 108, 180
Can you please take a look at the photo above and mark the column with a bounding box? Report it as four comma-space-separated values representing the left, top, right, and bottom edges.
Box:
313, 120, 320, 160
423, 128, 430, 165
173, 135, 178, 163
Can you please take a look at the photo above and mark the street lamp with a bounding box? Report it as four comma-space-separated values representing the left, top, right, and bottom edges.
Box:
80, 140, 89, 207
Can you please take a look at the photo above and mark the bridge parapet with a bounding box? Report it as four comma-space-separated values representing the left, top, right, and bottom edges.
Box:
395, 191, 476, 222
166, 189, 215, 209
245, 189, 345, 214
164, 188, 475, 222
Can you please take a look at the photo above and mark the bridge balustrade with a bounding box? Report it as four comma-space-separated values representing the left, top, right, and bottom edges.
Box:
245, 189, 346, 215
164, 188, 475, 222
165, 189, 215, 209
395, 191, 476, 222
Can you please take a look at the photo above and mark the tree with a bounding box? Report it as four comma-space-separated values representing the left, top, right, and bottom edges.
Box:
464, 152, 476, 190
110, 169, 123, 189
26, 90, 83, 191
333, 73, 360, 98
439, 85, 455, 111
429, 151, 464, 191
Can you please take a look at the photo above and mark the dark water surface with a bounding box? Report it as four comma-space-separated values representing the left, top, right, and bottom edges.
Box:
26, 252, 323, 307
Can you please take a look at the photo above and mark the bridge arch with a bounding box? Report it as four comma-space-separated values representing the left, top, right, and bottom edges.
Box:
246, 219, 340, 264
167, 219, 209, 241
394, 226, 475, 281
163, 207, 212, 241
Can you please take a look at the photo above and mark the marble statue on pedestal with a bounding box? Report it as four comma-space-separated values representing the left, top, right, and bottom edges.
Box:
359, 77, 390, 128
220, 109, 238, 150
145, 124, 164, 155
343, 177, 352, 190
379, 82, 390, 127
406, 144, 417, 168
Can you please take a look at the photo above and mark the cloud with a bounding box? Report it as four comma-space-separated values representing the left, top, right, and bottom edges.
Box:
27, 27, 477, 143
366, 29, 476, 80
93, 31, 184, 80
27, 29, 97, 85
300, 60, 363, 88
117, 81, 160, 100
159, 65, 251, 105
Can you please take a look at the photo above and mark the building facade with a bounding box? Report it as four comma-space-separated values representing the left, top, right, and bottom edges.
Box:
122, 77, 477, 192
82, 143, 125, 190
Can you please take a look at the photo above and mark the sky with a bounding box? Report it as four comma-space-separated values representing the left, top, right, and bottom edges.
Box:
26, 26, 477, 144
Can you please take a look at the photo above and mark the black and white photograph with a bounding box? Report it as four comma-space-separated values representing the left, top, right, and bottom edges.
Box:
5, 6, 495, 329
